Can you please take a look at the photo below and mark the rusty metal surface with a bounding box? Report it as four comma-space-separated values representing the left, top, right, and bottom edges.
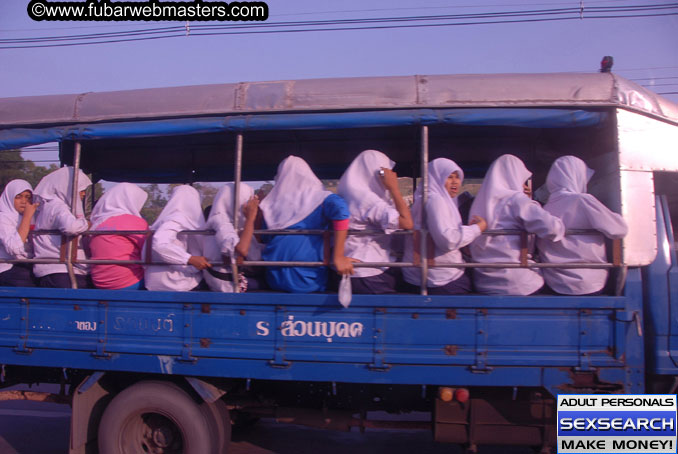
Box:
0, 390, 70, 404
554, 369, 624, 393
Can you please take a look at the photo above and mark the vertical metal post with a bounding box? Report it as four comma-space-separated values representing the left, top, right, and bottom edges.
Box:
419, 126, 429, 296
232, 134, 243, 292
66, 142, 82, 289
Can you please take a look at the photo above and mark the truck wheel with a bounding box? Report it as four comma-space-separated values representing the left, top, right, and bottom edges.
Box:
98, 380, 214, 454
200, 398, 231, 454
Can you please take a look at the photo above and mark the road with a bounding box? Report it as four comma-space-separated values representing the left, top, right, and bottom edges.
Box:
0, 385, 534, 454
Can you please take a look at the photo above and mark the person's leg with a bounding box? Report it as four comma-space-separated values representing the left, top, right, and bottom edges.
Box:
39, 273, 92, 288
190, 279, 209, 291
350, 276, 372, 294
0, 269, 9, 286
400, 269, 424, 294
76, 274, 93, 289
39, 273, 71, 288
0, 264, 36, 287
244, 275, 268, 291
536, 285, 556, 295
428, 273, 472, 295
351, 271, 397, 294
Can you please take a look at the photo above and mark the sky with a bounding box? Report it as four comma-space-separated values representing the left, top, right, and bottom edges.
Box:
1, 0, 677, 167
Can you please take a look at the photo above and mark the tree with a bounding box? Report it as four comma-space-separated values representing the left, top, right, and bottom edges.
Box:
0, 150, 59, 192
84, 182, 104, 217
140, 184, 168, 225
257, 183, 274, 198
193, 183, 218, 209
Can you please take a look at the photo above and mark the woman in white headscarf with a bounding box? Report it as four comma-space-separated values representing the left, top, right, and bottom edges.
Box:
337, 149, 413, 294
143, 185, 211, 291
402, 158, 487, 294
260, 155, 353, 293
203, 182, 262, 292
32, 166, 92, 288
89, 183, 149, 290
537, 156, 627, 295
0, 179, 39, 287
469, 154, 565, 295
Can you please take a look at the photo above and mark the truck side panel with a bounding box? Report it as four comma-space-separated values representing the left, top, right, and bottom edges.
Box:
0, 284, 644, 394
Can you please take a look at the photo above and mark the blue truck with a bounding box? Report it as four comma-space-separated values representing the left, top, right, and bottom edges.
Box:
0, 72, 677, 454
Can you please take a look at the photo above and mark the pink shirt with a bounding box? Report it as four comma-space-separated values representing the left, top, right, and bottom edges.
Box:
90, 214, 148, 289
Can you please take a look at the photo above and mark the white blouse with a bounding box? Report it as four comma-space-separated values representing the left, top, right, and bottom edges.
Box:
537, 156, 627, 294
32, 167, 91, 278
470, 155, 564, 295
0, 179, 32, 274
402, 193, 481, 287
403, 158, 481, 287
32, 200, 89, 277
338, 149, 401, 278
144, 220, 204, 291
203, 183, 263, 292
144, 185, 205, 292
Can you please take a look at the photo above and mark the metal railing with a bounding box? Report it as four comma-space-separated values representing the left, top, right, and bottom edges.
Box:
3, 227, 623, 294
2, 128, 625, 294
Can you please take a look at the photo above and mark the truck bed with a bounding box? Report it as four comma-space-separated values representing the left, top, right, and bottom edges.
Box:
0, 275, 645, 395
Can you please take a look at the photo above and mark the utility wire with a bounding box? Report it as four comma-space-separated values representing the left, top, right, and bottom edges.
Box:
3, 3, 675, 41
0, 0, 659, 31
4, 12, 677, 49
616, 66, 678, 72
1, 3, 676, 49
632, 76, 678, 81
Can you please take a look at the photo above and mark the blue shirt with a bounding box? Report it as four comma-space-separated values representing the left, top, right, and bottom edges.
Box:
262, 194, 349, 293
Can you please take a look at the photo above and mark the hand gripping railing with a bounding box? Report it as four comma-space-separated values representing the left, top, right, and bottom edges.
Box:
5, 131, 623, 292
6, 228, 623, 295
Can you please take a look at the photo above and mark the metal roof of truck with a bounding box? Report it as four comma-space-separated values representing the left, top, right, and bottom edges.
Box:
1, 72, 677, 127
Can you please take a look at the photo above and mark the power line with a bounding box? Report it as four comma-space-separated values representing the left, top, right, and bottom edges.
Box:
272, 0, 673, 16
631, 76, 678, 82
0, 0, 662, 31
4, 12, 677, 49
1, 3, 676, 49
615, 66, 678, 72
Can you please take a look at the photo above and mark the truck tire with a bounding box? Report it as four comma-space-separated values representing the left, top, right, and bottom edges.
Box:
200, 398, 231, 454
98, 380, 213, 454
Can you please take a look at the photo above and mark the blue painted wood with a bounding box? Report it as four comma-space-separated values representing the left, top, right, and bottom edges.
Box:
0, 283, 637, 392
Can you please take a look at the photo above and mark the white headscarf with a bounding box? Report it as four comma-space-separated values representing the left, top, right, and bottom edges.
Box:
412, 158, 464, 227
0, 179, 32, 226
207, 182, 254, 229
152, 185, 204, 231
90, 182, 148, 229
545, 155, 595, 196
469, 154, 532, 229
259, 156, 331, 230
337, 149, 395, 215
33, 166, 92, 218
